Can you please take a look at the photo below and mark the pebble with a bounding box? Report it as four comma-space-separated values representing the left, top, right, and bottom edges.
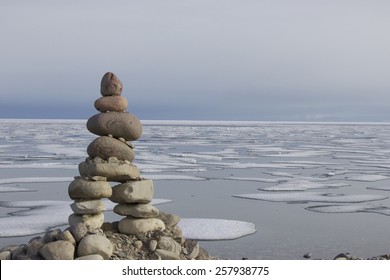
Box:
149, 240, 158, 252
86, 112, 142, 141
157, 236, 181, 256
69, 223, 89, 243
57, 230, 77, 246
0, 251, 11, 260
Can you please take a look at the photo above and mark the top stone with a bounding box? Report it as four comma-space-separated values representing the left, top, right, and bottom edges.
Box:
100, 72, 123, 96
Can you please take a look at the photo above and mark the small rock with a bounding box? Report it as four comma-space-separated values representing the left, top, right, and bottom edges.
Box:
11, 245, 26, 260
43, 228, 62, 243
149, 240, 158, 252
78, 161, 140, 182
70, 199, 106, 214
68, 178, 112, 200
77, 234, 113, 260
158, 236, 181, 256
75, 254, 104, 260
158, 212, 180, 227
39, 241, 75, 260
134, 240, 143, 250
87, 136, 135, 162
68, 213, 104, 229
69, 223, 88, 243
118, 217, 165, 235
113, 203, 159, 218
155, 249, 180, 260
94, 95, 128, 112
334, 253, 350, 260
303, 253, 312, 259
86, 112, 142, 141
57, 230, 77, 246
110, 179, 154, 204
0, 251, 11, 260
184, 240, 199, 259
100, 72, 123, 96
26, 238, 45, 257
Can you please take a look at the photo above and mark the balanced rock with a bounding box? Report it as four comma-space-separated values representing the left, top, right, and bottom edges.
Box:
77, 234, 113, 260
68, 213, 104, 229
110, 179, 154, 204
87, 136, 135, 162
100, 72, 123, 96
113, 203, 159, 218
70, 200, 106, 215
86, 112, 142, 141
39, 241, 75, 260
68, 178, 112, 200
94, 95, 128, 112
79, 161, 140, 182
118, 217, 165, 235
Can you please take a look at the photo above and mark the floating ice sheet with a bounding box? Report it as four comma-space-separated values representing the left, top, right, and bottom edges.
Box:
0, 186, 36, 193
0, 177, 73, 185
347, 175, 390, 182
221, 177, 281, 183
178, 218, 256, 240
263, 180, 350, 191
233, 192, 388, 204
306, 205, 390, 216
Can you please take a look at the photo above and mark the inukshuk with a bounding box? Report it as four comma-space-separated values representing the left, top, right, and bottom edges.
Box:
68, 72, 165, 234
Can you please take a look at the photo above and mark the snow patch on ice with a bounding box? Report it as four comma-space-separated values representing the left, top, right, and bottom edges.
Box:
306, 205, 390, 216
179, 218, 256, 240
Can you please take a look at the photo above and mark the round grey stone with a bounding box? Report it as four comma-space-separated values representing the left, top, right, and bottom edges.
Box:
77, 234, 113, 260
94, 95, 128, 112
78, 161, 140, 182
100, 72, 123, 96
87, 136, 135, 162
39, 240, 75, 260
110, 179, 154, 204
68, 213, 104, 229
118, 217, 166, 235
113, 203, 159, 218
86, 112, 142, 141
68, 178, 112, 200
70, 200, 106, 215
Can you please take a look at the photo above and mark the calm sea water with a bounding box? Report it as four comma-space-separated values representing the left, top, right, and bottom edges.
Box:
1, 119, 390, 259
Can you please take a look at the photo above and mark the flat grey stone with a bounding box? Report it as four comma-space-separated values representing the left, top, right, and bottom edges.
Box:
70, 199, 106, 214
79, 161, 140, 182
68, 213, 104, 229
87, 136, 135, 162
110, 179, 154, 204
113, 203, 159, 218
75, 254, 104, 260
118, 217, 165, 235
68, 178, 112, 199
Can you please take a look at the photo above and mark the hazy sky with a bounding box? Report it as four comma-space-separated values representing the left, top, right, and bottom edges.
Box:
1, 0, 390, 121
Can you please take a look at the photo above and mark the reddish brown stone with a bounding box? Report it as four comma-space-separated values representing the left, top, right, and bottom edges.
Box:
87, 136, 135, 162
94, 96, 128, 112
86, 112, 142, 141
100, 72, 123, 96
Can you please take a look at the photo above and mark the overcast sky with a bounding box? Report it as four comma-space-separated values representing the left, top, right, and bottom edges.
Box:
1, 0, 390, 121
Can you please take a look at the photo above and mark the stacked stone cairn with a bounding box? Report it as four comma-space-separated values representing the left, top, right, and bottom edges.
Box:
71, 72, 165, 235
0, 72, 213, 260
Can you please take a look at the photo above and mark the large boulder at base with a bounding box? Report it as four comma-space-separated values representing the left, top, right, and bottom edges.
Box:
87, 136, 135, 162
78, 161, 140, 182
118, 217, 165, 235
68, 213, 104, 229
113, 203, 159, 218
100, 72, 123, 96
70, 200, 106, 215
77, 234, 113, 260
39, 241, 75, 260
94, 95, 128, 112
86, 112, 142, 141
110, 179, 154, 204
68, 178, 112, 199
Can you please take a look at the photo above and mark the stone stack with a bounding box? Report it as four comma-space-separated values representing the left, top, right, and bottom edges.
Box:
69, 72, 165, 235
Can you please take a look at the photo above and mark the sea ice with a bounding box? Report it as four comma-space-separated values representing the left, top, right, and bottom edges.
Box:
0, 186, 36, 193
263, 180, 350, 191
178, 218, 256, 240
233, 192, 388, 204
0, 177, 73, 185
306, 205, 390, 216
347, 175, 390, 182
221, 176, 281, 183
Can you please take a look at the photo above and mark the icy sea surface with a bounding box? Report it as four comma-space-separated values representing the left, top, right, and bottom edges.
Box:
1, 119, 390, 259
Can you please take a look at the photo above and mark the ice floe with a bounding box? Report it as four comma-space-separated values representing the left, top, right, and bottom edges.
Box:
0, 177, 73, 185
263, 180, 350, 191
347, 175, 390, 182
178, 218, 256, 240
305, 205, 390, 216
233, 192, 388, 204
